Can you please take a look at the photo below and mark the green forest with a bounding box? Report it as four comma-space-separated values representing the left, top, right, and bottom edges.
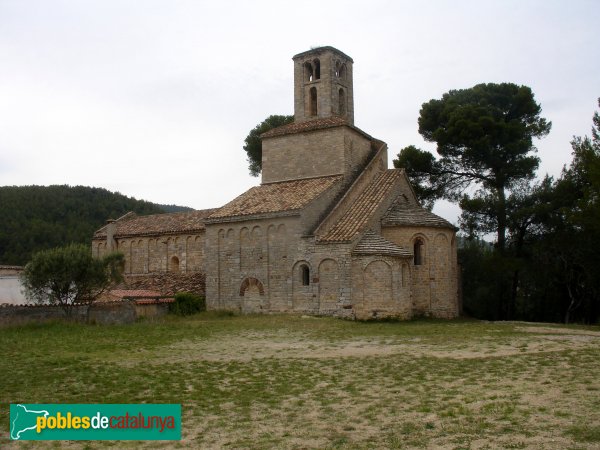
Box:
0, 185, 190, 266
396, 85, 599, 324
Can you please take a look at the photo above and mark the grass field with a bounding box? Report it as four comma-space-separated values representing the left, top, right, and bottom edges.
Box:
1, 313, 600, 449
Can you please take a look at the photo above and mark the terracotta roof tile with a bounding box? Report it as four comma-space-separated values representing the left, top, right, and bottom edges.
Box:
261, 117, 373, 140
121, 272, 206, 297
94, 209, 218, 239
318, 170, 401, 243
352, 230, 412, 258
207, 175, 343, 221
108, 289, 162, 298
134, 298, 175, 305
382, 196, 455, 229
99, 290, 175, 304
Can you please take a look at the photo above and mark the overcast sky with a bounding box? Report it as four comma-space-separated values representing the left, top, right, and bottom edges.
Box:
1, 0, 598, 225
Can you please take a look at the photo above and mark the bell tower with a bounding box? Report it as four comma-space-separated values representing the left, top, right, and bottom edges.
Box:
292, 46, 354, 125
261, 46, 374, 184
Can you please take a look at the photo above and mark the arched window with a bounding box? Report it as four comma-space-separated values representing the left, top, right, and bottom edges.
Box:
309, 87, 317, 116
305, 62, 313, 82
300, 264, 310, 286
335, 61, 347, 79
170, 255, 180, 273
338, 88, 346, 115
414, 239, 424, 266
313, 59, 320, 79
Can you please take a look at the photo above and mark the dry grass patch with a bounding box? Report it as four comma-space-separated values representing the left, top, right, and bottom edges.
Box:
0, 315, 599, 449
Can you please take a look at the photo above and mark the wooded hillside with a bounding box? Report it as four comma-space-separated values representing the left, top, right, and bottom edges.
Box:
0, 185, 191, 265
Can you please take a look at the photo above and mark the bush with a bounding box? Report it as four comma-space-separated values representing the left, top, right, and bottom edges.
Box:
169, 292, 206, 316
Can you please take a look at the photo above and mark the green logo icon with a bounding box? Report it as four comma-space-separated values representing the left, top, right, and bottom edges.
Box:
10, 404, 181, 440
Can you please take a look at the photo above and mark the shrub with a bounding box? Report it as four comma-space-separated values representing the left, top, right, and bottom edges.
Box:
169, 292, 206, 316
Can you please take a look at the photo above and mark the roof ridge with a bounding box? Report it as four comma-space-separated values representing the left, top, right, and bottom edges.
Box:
260, 173, 343, 186
261, 117, 374, 141
93, 208, 219, 238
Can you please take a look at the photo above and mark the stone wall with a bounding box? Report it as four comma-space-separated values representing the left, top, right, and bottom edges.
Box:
0, 304, 86, 326
205, 216, 299, 312
261, 127, 371, 184
381, 226, 459, 318
205, 215, 360, 319
93, 232, 205, 276
204, 210, 459, 320
351, 255, 412, 320
0, 301, 167, 326
299, 239, 354, 318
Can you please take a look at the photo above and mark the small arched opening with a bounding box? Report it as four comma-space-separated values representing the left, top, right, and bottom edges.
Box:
339, 63, 346, 79
313, 59, 320, 79
413, 239, 424, 266
170, 256, 180, 273
304, 62, 313, 82
309, 87, 318, 116
239, 277, 265, 296
338, 88, 346, 116
300, 264, 310, 286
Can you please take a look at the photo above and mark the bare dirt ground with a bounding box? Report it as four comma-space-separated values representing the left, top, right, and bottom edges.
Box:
136, 321, 600, 449
120, 323, 600, 365
5, 319, 600, 449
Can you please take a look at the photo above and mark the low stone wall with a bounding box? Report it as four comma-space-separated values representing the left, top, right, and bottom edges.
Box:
87, 302, 136, 325
0, 300, 170, 326
134, 302, 170, 318
0, 304, 87, 326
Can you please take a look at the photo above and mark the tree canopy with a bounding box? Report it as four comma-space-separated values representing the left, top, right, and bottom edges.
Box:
21, 243, 124, 316
394, 82, 551, 251
457, 100, 599, 323
537, 99, 600, 323
243, 114, 294, 176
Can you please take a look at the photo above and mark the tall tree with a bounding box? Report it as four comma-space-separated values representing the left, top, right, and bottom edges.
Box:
395, 83, 551, 252
393, 145, 441, 211
243, 115, 294, 176
544, 99, 600, 323
21, 243, 124, 317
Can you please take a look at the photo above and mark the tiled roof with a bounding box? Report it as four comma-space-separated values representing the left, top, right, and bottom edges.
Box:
108, 289, 162, 298
207, 175, 343, 221
382, 196, 455, 229
318, 170, 402, 243
121, 272, 206, 297
261, 117, 372, 140
98, 289, 175, 305
94, 208, 218, 239
352, 230, 412, 258
134, 298, 175, 305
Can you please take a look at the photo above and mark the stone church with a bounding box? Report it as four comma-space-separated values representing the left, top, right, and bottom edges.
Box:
93, 46, 460, 319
